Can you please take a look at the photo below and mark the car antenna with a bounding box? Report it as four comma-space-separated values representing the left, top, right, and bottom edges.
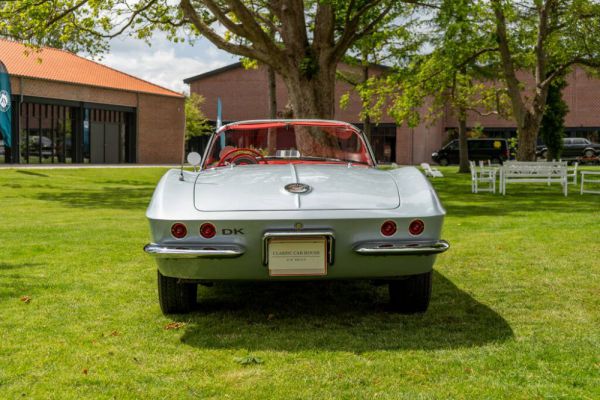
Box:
179, 131, 186, 181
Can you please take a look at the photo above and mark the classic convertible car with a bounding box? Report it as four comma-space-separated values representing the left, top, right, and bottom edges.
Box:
144, 120, 449, 314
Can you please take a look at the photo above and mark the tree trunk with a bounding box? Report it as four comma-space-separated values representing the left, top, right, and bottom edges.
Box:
362, 64, 372, 142
266, 65, 277, 154
281, 62, 337, 155
458, 112, 469, 173
363, 114, 372, 142
283, 68, 335, 119
516, 123, 540, 161
267, 66, 277, 119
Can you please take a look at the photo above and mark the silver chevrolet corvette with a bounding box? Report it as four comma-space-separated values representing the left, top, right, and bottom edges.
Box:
145, 120, 449, 314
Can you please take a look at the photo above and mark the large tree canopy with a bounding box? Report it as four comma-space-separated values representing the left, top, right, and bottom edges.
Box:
490, 0, 600, 160
358, 0, 600, 162
358, 0, 509, 171
177, 0, 408, 119
0, 0, 111, 54
1, 0, 412, 121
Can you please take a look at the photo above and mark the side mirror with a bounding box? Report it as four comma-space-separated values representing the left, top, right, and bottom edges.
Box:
187, 152, 202, 167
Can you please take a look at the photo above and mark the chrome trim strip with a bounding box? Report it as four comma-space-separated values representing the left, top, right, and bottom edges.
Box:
353, 240, 449, 255
144, 243, 245, 259
262, 230, 335, 265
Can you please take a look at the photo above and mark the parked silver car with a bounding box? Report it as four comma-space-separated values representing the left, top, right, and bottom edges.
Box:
145, 120, 449, 314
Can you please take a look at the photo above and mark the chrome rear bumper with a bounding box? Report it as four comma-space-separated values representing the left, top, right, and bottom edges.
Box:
353, 240, 449, 255
144, 243, 245, 259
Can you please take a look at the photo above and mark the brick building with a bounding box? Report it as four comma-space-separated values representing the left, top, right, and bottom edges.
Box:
185, 62, 600, 165
0, 39, 184, 164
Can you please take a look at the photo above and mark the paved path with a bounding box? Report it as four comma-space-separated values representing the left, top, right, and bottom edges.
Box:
0, 164, 178, 170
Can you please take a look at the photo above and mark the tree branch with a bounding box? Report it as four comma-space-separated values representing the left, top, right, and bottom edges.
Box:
541, 58, 600, 88
201, 0, 253, 40
313, 2, 334, 56
179, 0, 268, 63
331, 0, 386, 63
45, 0, 90, 29
534, 0, 553, 88
491, 0, 528, 123
224, 0, 279, 54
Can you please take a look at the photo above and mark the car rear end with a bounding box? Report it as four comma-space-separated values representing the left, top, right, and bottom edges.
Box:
145, 167, 447, 282
145, 120, 449, 314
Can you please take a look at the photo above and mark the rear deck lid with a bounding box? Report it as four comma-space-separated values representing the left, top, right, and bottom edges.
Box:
194, 164, 400, 211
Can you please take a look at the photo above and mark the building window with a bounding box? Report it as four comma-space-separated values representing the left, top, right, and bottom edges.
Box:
19, 102, 75, 164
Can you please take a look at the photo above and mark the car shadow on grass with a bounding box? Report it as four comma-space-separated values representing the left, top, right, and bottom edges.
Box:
175, 271, 513, 352
0, 262, 41, 271
34, 186, 154, 210
0, 267, 61, 302
15, 170, 50, 177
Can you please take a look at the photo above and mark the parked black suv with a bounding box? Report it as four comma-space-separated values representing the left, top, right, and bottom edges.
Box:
536, 137, 600, 159
432, 138, 510, 166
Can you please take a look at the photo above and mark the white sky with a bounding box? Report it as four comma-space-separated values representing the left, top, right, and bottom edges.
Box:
99, 33, 238, 94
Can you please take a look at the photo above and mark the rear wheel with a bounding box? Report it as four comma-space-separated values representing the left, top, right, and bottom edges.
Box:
438, 157, 449, 166
157, 270, 197, 314
584, 149, 595, 158
388, 271, 432, 314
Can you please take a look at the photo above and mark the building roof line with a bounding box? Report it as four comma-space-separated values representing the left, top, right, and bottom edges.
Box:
75, 53, 185, 98
10, 74, 181, 101
183, 62, 243, 84
183, 60, 391, 85
0, 38, 184, 98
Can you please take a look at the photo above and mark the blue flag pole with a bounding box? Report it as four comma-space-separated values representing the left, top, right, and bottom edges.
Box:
0, 60, 12, 149
217, 97, 225, 148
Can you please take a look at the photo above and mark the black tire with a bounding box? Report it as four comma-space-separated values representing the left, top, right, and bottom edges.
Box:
541, 150, 548, 160
438, 157, 449, 166
388, 271, 432, 314
157, 270, 197, 314
491, 157, 501, 165
584, 149, 595, 158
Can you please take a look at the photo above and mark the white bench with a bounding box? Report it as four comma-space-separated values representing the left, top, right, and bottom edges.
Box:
567, 162, 579, 185
580, 171, 600, 194
500, 161, 568, 196
420, 163, 444, 178
470, 160, 497, 193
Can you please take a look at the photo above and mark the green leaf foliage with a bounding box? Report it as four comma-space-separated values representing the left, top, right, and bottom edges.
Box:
540, 76, 568, 160
185, 93, 212, 140
361, 0, 508, 128
0, 1, 417, 119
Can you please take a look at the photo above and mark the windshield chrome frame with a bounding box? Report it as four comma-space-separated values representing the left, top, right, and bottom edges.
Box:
201, 119, 378, 170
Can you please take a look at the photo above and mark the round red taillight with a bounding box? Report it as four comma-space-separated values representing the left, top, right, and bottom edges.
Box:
171, 223, 187, 239
409, 219, 425, 236
381, 220, 397, 237
199, 223, 216, 239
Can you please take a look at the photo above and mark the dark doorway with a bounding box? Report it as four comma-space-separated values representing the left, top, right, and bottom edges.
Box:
370, 125, 397, 164
90, 122, 120, 163
87, 108, 131, 163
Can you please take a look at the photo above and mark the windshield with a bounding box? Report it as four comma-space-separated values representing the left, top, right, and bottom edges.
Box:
203, 121, 374, 168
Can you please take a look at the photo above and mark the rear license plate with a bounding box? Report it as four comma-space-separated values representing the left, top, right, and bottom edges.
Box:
268, 237, 327, 276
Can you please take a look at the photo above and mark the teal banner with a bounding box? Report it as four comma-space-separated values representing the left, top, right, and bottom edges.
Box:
0, 61, 12, 148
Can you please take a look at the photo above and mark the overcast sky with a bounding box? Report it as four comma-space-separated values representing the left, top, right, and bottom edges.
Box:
99, 34, 238, 94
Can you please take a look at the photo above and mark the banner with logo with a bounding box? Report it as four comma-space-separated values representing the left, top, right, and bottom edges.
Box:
0, 60, 12, 148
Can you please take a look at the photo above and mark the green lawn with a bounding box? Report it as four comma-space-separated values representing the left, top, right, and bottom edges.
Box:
1, 166, 599, 399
